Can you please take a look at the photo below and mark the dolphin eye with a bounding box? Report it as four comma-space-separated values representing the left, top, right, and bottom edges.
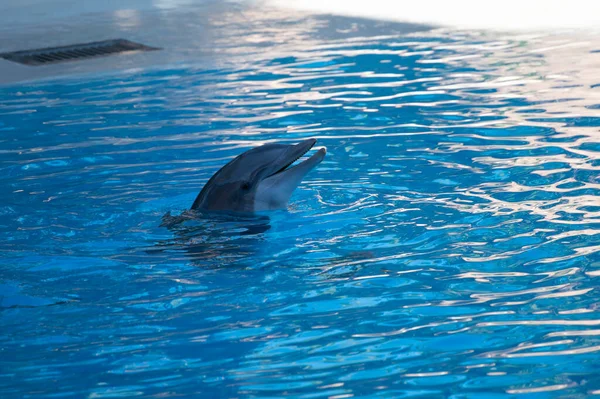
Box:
241, 182, 251, 191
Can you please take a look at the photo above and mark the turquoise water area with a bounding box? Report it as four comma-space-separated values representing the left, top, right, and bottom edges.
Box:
1, 10, 600, 399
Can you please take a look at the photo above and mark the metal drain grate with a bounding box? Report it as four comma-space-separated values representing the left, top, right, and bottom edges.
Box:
0, 39, 160, 66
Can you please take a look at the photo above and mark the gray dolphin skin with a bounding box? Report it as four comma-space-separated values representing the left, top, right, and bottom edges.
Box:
191, 138, 326, 213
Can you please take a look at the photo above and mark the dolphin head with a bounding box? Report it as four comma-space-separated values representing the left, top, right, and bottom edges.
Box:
191, 138, 326, 213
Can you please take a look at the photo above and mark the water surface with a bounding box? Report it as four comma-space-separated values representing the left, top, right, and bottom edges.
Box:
1, 8, 600, 398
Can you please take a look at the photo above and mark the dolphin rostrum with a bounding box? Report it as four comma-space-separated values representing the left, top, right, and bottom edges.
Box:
191, 138, 326, 213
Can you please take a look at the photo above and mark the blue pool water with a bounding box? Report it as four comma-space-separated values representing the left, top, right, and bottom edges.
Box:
1, 11, 600, 399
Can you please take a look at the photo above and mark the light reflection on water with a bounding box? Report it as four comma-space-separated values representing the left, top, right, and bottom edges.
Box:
1, 7, 600, 399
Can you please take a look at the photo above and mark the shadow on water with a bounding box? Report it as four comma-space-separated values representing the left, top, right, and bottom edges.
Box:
149, 210, 273, 267
153, 208, 379, 274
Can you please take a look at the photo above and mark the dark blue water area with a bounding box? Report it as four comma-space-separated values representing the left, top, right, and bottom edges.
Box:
1, 15, 600, 399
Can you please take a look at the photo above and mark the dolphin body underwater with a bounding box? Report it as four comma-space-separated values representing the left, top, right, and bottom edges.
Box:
191, 138, 326, 213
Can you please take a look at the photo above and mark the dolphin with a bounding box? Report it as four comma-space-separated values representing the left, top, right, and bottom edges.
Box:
191, 138, 326, 213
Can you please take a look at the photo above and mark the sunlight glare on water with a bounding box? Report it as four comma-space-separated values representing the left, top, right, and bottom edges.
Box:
1, 5, 600, 398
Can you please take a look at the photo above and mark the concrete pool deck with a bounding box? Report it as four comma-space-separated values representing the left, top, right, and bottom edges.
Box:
0, 0, 240, 85
0, 0, 434, 86
4, 0, 598, 87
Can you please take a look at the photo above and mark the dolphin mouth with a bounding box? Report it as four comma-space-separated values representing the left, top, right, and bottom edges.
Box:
268, 138, 326, 178
254, 138, 326, 211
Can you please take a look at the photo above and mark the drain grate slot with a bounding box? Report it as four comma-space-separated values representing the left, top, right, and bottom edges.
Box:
0, 39, 160, 66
